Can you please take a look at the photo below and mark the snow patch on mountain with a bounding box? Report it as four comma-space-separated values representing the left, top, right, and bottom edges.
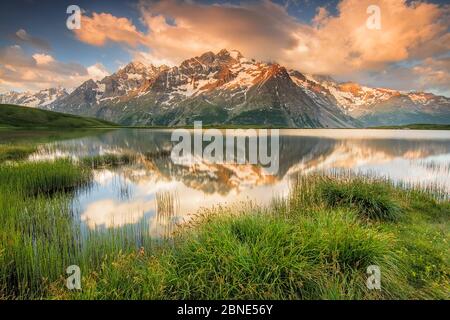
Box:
0, 88, 68, 108
2, 49, 448, 127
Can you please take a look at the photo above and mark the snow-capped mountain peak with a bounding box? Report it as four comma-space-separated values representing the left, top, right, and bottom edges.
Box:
2, 49, 448, 127
118, 61, 169, 79
0, 87, 68, 108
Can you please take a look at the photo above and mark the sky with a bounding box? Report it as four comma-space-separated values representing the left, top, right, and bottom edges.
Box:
0, 0, 449, 96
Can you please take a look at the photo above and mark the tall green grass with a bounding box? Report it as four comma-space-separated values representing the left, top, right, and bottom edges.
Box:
49, 173, 449, 300
0, 144, 36, 163
0, 158, 448, 300
0, 159, 91, 196
157, 209, 391, 299
0, 159, 91, 298
0, 159, 157, 299
318, 177, 402, 221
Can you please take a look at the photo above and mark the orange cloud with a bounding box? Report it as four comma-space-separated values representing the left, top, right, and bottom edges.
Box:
74, 12, 146, 47
291, 0, 450, 75
138, 0, 300, 65
73, 0, 449, 78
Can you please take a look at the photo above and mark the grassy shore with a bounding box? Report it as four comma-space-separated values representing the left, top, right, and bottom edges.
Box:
0, 151, 448, 300
0, 144, 37, 162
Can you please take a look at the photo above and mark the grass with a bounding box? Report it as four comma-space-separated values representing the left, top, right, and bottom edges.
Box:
46, 208, 389, 300
318, 176, 402, 221
156, 209, 390, 300
0, 159, 92, 298
80, 153, 138, 169
0, 144, 36, 163
0, 104, 117, 128
0, 160, 91, 196
0, 157, 448, 300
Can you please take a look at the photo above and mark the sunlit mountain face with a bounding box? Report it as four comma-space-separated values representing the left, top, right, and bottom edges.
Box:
1, 0, 449, 127
25, 129, 450, 236
2, 49, 449, 127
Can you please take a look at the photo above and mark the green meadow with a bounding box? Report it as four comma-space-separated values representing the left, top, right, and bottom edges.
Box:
0, 144, 448, 300
0, 104, 116, 129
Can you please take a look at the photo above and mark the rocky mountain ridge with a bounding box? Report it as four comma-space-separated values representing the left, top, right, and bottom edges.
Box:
2, 49, 449, 127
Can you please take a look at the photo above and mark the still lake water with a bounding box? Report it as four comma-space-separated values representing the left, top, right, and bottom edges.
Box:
28, 129, 450, 236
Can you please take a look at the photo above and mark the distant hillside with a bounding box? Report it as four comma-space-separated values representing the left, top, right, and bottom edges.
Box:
0, 104, 116, 128
371, 123, 450, 130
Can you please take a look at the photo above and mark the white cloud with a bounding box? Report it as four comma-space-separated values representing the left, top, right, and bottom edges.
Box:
87, 63, 110, 80
32, 53, 55, 65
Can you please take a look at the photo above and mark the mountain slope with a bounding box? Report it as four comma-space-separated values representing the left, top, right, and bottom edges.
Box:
0, 88, 68, 108
0, 104, 116, 128
48, 49, 357, 127
2, 49, 449, 128
307, 79, 450, 126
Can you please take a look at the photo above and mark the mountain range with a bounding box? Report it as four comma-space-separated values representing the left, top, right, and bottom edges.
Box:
1, 49, 449, 127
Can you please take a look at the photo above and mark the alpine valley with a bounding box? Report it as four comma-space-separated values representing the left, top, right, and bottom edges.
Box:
1, 49, 449, 128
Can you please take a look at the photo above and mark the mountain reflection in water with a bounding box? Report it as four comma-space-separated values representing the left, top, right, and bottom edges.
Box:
28, 129, 450, 236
